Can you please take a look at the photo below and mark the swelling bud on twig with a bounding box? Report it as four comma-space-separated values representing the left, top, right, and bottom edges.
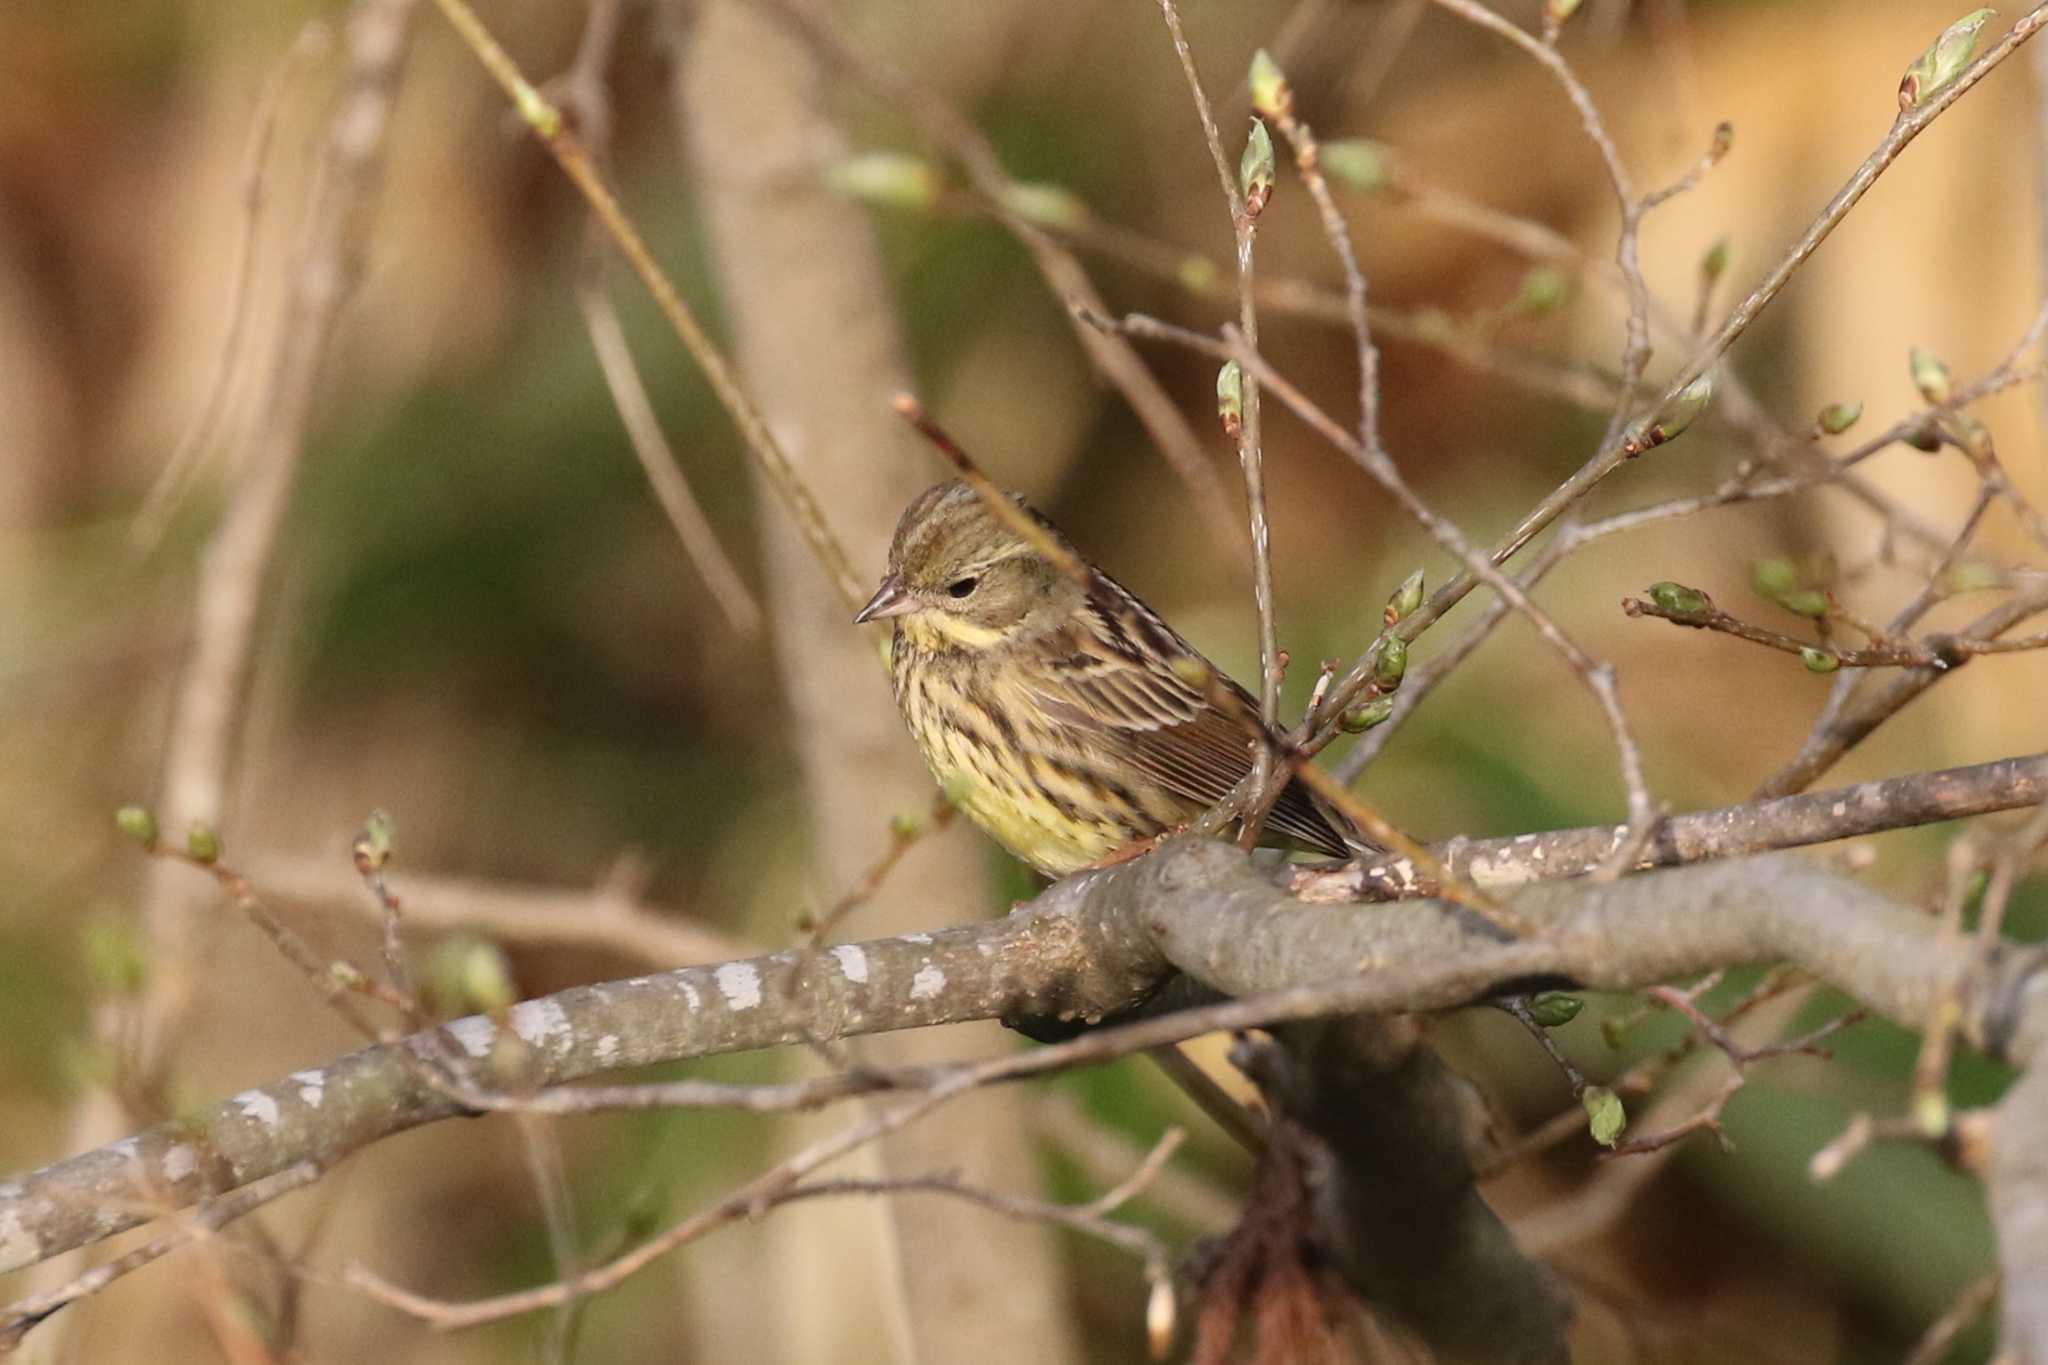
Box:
462, 942, 518, 1014
1646, 581, 1712, 616
1373, 637, 1408, 691
1750, 558, 1799, 599
1215, 360, 1244, 439
1627, 372, 1714, 453
822, 152, 941, 212
1583, 1085, 1626, 1147
354, 808, 395, 873
1386, 569, 1425, 624
1815, 400, 1864, 435
1543, 0, 1586, 33
998, 181, 1087, 231
1801, 647, 1841, 674
1902, 418, 1945, 453
186, 820, 221, 865
1776, 589, 1829, 619
1909, 345, 1953, 405
1240, 118, 1275, 218
1318, 139, 1390, 192
1338, 697, 1395, 733
1511, 265, 1570, 316
1698, 237, 1731, 285
83, 917, 149, 997
1247, 48, 1292, 119
114, 804, 158, 847
1950, 412, 1995, 465
1899, 9, 1996, 110
1146, 1277, 1176, 1359
1176, 255, 1219, 292
1526, 992, 1584, 1027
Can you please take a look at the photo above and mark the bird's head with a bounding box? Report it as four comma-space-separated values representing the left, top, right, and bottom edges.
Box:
854, 480, 1083, 650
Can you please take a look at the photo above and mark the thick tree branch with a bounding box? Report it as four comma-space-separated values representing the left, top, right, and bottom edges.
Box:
10, 822, 2048, 1287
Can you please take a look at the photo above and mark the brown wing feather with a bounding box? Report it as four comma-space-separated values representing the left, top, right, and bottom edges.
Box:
1023, 571, 1354, 858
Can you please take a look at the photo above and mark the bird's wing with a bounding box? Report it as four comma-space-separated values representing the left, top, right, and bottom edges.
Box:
1023, 572, 1353, 858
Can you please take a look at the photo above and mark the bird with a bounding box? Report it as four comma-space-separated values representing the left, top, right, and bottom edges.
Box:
854, 478, 1357, 877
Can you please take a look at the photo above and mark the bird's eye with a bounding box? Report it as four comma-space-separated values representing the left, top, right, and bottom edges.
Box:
946, 576, 980, 599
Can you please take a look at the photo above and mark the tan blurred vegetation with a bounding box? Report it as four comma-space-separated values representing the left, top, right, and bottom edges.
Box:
0, 0, 2044, 1361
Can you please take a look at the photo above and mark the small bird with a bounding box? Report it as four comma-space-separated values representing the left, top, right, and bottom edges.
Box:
855, 479, 1355, 876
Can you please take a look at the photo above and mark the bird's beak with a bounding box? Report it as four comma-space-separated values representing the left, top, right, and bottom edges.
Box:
854, 575, 916, 624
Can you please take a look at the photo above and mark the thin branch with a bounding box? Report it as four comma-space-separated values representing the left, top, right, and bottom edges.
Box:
1757, 581, 2048, 797
753, 0, 1248, 562
0, 1161, 323, 1348
243, 852, 747, 969
130, 19, 336, 549
1155, 0, 1282, 825
576, 251, 763, 636
427, 0, 866, 608
1903, 1272, 2000, 1365
1624, 590, 2048, 669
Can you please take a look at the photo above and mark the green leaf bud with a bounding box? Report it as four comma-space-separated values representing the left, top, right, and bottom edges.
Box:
460, 941, 517, 1015
1800, 647, 1840, 673
1526, 992, 1584, 1027
1248, 49, 1291, 119
354, 808, 394, 873
1512, 265, 1571, 316
83, 916, 149, 997
1544, 0, 1586, 30
186, 820, 221, 865
1583, 1085, 1626, 1147
1816, 400, 1864, 435
1631, 372, 1715, 451
114, 805, 158, 847
1777, 589, 1828, 619
1909, 345, 1953, 405
1749, 558, 1799, 599
1240, 118, 1276, 217
1373, 636, 1408, 691
823, 152, 942, 213
1699, 236, 1731, 284
1319, 139, 1390, 192
1386, 569, 1425, 623
1338, 697, 1395, 733
1646, 580, 1712, 616
999, 181, 1087, 231
1177, 255, 1220, 293
1899, 9, 1995, 110
1216, 360, 1244, 439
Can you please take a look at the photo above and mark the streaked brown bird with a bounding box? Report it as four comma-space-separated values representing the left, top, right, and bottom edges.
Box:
855, 479, 1355, 876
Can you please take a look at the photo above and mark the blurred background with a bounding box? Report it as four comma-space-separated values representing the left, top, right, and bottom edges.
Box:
1, 0, 2045, 1360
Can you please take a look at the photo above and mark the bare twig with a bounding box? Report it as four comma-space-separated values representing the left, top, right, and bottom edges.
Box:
427, 0, 866, 608
1903, 1272, 2000, 1365
1624, 589, 2048, 669
130, 20, 336, 549
753, 0, 1246, 561
803, 795, 957, 944
1156, 0, 1283, 823
0, 1161, 323, 1348
576, 253, 764, 636
244, 852, 746, 968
